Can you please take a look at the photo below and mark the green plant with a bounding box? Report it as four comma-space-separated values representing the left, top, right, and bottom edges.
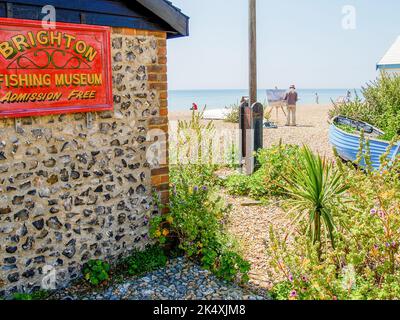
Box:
82, 260, 110, 286
151, 166, 250, 283
224, 102, 240, 123
223, 143, 302, 199
12, 290, 50, 300
283, 146, 349, 258
329, 73, 400, 141
122, 246, 167, 276
163, 106, 251, 283
226, 141, 239, 169
174, 106, 216, 165
263, 100, 272, 122
267, 145, 400, 300
336, 123, 357, 134
12, 293, 34, 300
223, 174, 251, 196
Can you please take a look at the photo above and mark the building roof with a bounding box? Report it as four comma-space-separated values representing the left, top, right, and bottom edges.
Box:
135, 0, 189, 37
377, 36, 400, 70
0, 0, 189, 38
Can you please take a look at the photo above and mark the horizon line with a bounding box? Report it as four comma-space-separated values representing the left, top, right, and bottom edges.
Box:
168, 87, 362, 91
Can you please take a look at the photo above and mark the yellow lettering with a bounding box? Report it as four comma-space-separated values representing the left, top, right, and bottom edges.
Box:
0, 41, 17, 59
11, 34, 30, 52
94, 74, 102, 85
63, 33, 76, 49
37, 31, 49, 45
27, 32, 37, 47
0, 91, 12, 103
68, 90, 79, 100
50, 31, 62, 47
74, 40, 87, 54
43, 74, 51, 86
84, 46, 97, 62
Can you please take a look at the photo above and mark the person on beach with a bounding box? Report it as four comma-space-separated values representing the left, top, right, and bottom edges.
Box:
346, 90, 351, 102
284, 85, 298, 126
190, 103, 198, 111
315, 92, 319, 104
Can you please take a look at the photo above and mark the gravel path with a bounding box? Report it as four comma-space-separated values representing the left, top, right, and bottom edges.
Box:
52, 257, 266, 300
223, 193, 291, 292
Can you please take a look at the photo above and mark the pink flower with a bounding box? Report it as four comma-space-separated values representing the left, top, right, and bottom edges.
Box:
290, 290, 297, 298
370, 209, 377, 216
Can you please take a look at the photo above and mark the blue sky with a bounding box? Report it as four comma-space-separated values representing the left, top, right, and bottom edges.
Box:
167, 0, 400, 90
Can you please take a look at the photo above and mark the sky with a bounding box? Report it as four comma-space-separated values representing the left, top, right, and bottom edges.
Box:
167, 0, 400, 90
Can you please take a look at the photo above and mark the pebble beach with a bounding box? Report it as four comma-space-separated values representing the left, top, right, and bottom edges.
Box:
169, 103, 334, 159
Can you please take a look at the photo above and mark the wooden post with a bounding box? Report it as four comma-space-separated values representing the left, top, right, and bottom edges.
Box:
249, 0, 257, 107
239, 98, 249, 173
244, 0, 257, 175
252, 102, 264, 169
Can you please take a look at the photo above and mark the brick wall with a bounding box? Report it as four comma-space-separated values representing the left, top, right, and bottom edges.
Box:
0, 27, 170, 296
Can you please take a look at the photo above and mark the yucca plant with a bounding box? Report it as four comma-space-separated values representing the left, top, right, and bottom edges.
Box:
283, 146, 349, 259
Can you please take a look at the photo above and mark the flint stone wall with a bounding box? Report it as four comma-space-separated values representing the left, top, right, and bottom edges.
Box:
0, 27, 169, 296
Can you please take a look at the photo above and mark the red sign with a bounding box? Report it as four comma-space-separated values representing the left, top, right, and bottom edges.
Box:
0, 18, 113, 118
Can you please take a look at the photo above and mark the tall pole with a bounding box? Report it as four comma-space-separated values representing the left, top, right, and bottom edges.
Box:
245, 0, 257, 175
249, 0, 257, 107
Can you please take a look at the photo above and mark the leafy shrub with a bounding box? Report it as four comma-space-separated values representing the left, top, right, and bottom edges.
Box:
223, 174, 251, 196
224, 101, 271, 124
329, 73, 400, 141
224, 103, 240, 123
173, 107, 216, 165
267, 146, 400, 300
11, 290, 49, 300
82, 260, 110, 286
153, 164, 250, 283
226, 141, 240, 169
12, 293, 34, 300
223, 143, 302, 199
122, 246, 167, 276
161, 106, 250, 283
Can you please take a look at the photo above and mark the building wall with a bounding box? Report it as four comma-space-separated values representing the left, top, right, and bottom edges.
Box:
381, 68, 400, 76
0, 27, 169, 296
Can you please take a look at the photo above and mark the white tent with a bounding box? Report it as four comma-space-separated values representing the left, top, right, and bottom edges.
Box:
377, 36, 400, 74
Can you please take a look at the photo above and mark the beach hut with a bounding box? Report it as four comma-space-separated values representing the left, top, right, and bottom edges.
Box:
0, 0, 188, 296
377, 36, 400, 75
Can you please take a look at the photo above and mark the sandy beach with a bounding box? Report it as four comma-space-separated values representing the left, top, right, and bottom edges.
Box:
169, 103, 334, 160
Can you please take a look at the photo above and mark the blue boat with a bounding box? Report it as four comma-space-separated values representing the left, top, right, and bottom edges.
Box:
329, 116, 400, 170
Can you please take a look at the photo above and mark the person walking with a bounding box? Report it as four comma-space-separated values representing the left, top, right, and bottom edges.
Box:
315, 92, 319, 104
284, 85, 298, 126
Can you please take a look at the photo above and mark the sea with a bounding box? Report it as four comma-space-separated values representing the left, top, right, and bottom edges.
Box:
168, 89, 363, 111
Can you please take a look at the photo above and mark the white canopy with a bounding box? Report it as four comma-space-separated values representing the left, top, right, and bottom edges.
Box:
377, 36, 400, 70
